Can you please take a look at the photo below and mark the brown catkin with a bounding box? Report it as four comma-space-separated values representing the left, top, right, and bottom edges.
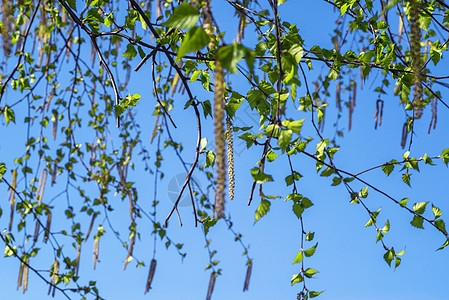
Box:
144, 259, 157, 294
23, 257, 29, 293
409, 0, 423, 119
226, 117, 235, 200
75, 243, 81, 276
43, 212, 51, 243
214, 61, 226, 218
206, 271, 216, 300
243, 259, 252, 291
48, 259, 59, 297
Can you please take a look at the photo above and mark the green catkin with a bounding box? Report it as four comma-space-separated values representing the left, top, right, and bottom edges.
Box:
226, 117, 235, 200
214, 61, 226, 218
409, 0, 423, 119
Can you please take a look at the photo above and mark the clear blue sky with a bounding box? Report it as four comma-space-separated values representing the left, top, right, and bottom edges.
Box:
1, 0, 449, 299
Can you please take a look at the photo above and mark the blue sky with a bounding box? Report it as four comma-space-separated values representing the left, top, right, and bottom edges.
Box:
1, 0, 449, 299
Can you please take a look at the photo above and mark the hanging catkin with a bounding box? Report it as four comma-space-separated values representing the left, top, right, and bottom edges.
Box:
206, 271, 216, 300
409, 0, 423, 119
226, 117, 235, 200
8, 168, 17, 231
213, 61, 226, 218
243, 259, 252, 291
144, 259, 157, 294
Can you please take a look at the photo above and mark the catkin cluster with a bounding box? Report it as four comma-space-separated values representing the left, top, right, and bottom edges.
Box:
214, 61, 226, 218
409, 0, 423, 119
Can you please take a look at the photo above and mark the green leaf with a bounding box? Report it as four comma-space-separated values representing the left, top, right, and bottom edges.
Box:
200, 138, 207, 151
266, 150, 278, 162
217, 44, 254, 73
176, 27, 210, 62
66, 0, 76, 10
104, 13, 114, 27
376, 231, 384, 243
400, 197, 408, 207
304, 243, 318, 257
0, 163, 6, 180
205, 151, 215, 168
394, 257, 401, 269
320, 167, 334, 177
402, 173, 411, 187
164, 3, 199, 29
435, 219, 446, 234
306, 232, 315, 241
304, 268, 319, 278
359, 187, 368, 198
443, 148, 449, 166
381, 163, 394, 176
331, 176, 341, 186
432, 205, 442, 219
381, 219, 390, 233
278, 129, 292, 151
4, 106, 15, 125
291, 273, 304, 286
259, 80, 276, 95
122, 43, 138, 59
202, 217, 217, 235
383, 248, 395, 267
437, 239, 449, 250
309, 291, 324, 298
410, 215, 424, 229
285, 171, 302, 186
251, 167, 273, 184
413, 202, 428, 214
288, 43, 303, 64
255, 199, 271, 223
201, 100, 212, 118
247, 89, 270, 114
292, 203, 304, 218
283, 119, 304, 133
292, 251, 303, 264
365, 209, 380, 227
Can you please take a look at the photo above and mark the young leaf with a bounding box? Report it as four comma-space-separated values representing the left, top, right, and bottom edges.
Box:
365, 209, 380, 227
255, 199, 271, 223
0, 163, 6, 179
402, 173, 411, 187
176, 27, 210, 61
291, 273, 304, 285
381, 163, 394, 176
217, 44, 254, 74
410, 215, 424, 229
304, 243, 318, 257
383, 248, 395, 266
251, 168, 273, 184
432, 204, 442, 219
202, 217, 218, 235
122, 44, 138, 59
413, 202, 428, 214
435, 219, 446, 234
400, 197, 408, 207
205, 151, 215, 168
309, 291, 324, 298
304, 268, 319, 278
164, 3, 199, 29
359, 187, 368, 198
292, 251, 303, 264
